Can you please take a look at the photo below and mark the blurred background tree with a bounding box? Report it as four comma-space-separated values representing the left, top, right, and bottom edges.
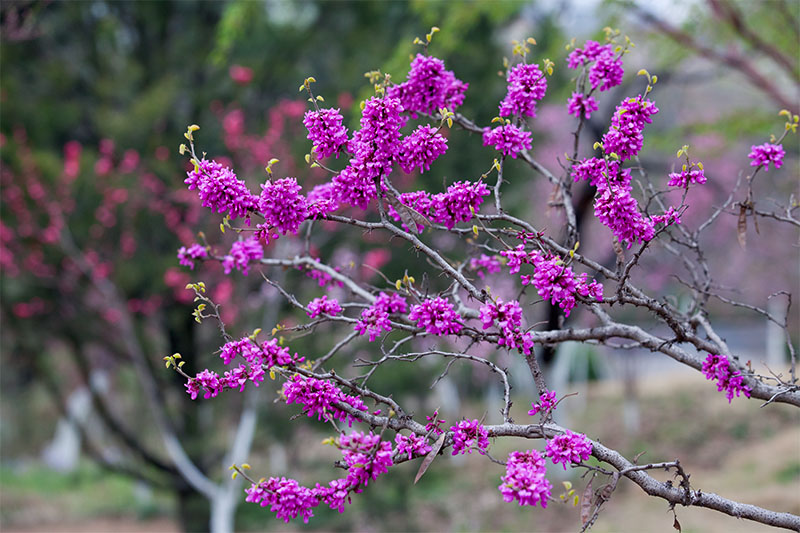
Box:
1, 1, 796, 532
0, 1, 531, 531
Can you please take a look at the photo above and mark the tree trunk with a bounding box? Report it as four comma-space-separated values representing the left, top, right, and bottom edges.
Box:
176, 485, 210, 533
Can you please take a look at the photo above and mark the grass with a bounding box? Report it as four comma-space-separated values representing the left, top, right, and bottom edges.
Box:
0, 462, 173, 529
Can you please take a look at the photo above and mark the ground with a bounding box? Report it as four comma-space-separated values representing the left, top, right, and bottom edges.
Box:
2, 371, 798, 532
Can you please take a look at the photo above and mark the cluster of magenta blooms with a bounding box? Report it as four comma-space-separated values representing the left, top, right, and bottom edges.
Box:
701, 354, 752, 403
174, 39, 783, 522
565, 40, 623, 120
244, 380, 592, 522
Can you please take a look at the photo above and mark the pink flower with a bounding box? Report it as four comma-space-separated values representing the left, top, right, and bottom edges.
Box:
450, 419, 489, 455
430, 180, 490, 230
229, 65, 254, 85
409, 297, 462, 336
702, 354, 752, 402
748, 143, 785, 171
521, 252, 603, 317
567, 40, 623, 92
652, 207, 682, 227
425, 410, 446, 435
374, 292, 408, 314
221, 237, 263, 275
282, 375, 368, 426
354, 304, 392, 342
571, 157, 626, 188
527, 389, 557, 416
395, 433, 432, 460
307, 295, 343, 318
470, 254, 502, 279
398, 124, 448, 174
668, 167, 706, 188
333, 97, 403, 209
567, 92, 599, 120
593, 180, 655, 248
177, 243, 208, 269
258, 177, 308, 236
245, 477, 318, 523
545, 431, 593, 469
602, 96, 659, 162
303, 108, 349, 159
499, 63, 547, 118
339, 431, 394, 490
482, 124, 532, 159
184, 159, 257, 220
306, 182, 340, 219
387, 54, 468, 118
479, 298, 533, 353
499, 450, 551, 507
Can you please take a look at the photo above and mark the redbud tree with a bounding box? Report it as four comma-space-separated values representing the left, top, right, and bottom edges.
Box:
168, 29, 799, 530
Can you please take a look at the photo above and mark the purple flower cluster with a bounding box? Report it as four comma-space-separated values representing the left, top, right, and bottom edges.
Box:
528, 389, 557, 416
748, 143, 785, 171
307, 295, 343, 318
184, 336, 301, 399
425, 410, 446, 435
482, 124, 532, 159
387, 54, 468, 118
222, 364, 266, 393
567, 92, 599, 120
184, 159, 256, 220
450, 419, 489, 455
259, 338, 300, 368
185, 363, 266, 400
306, 183, 340, 219
545, 430, 593, 470
313, 478, 351, 514
652, 206, 682, 227
500, 244, 529, 274
593, 180, 655, 248
409, 297, 463, 336
602, 96, 659, 162
502, 250, 603, 317
398, 125, 448, 174
258, 178, 308, 237
177, 243, 208, 270
339, 431, 394, 491
220, 337, 261, 365
374, 292, 408, 313
394, 432, 432, 460
702, 354, 752, 403
668, 167, 706, 188
334, 97, 404, 209
245, 477, 318, 523
571, 157, 627, 188
498, 450, 551, 507
244, 431, 395, 523
479, 298, 534, 354
567, 40, 624, 92
354, 311, 389, 341
282, 374, 368, 426
303, 108, 349, 159
470, 254, 502, 279
303, 262, 344, 289
185, 369, 222, 399
430, 180, 490, 229
499, 63, 547, 118
222, 236, 264, 275
354, 292, 407, 341
571, 156, 655, 247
